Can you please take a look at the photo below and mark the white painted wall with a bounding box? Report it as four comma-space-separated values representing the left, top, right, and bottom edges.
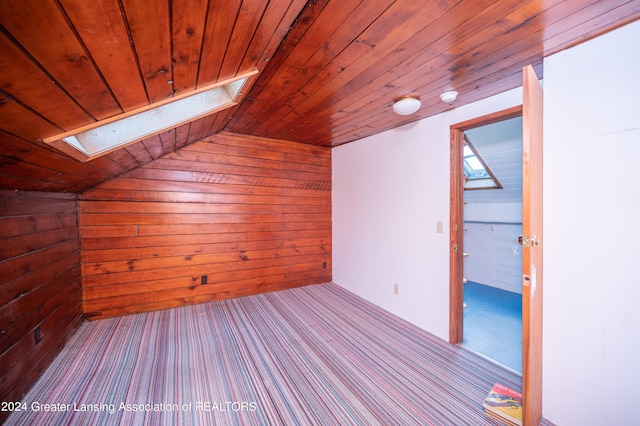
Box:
463, 220, 522, 293
464, 202, 521, 223
333, 19, 640, 425
464, 203, 523, 293
543, 20, 640, 426
332, 89, 522, 340
464, 116, 523, 205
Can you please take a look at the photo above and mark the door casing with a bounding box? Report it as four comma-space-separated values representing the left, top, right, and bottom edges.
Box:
448, 105, 522, 344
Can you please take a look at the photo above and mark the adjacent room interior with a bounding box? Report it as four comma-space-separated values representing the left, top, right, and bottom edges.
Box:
461, 116, 523, 374
1, 1, 638, 425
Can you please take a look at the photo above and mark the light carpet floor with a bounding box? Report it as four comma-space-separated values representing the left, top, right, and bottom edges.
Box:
8, 283, 530, 425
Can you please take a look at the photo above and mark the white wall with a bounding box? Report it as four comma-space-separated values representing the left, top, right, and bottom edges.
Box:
464, 116, 523, 205
463, 220, 522, 293
332, 89, 522, 340
464, 201, 523, 294
543, 20, 640, 426
464, 202, 521, 223
333, 19, 640, 425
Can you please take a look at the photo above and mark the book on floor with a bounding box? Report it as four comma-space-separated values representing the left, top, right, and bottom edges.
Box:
484, 409, 520, 426
482, 382, 522, 426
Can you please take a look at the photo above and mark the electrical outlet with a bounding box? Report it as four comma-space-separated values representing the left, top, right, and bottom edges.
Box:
322, 261, 327, 269
201, 275, 208, 285
393, 283, 399, 295
436, 221, 444, 233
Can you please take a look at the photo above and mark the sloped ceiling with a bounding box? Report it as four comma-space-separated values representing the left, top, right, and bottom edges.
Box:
0, 0, 638, 193
464, 116, 523, 205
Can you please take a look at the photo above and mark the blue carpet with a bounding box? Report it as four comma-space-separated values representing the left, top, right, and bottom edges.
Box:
463, 281, 522, 373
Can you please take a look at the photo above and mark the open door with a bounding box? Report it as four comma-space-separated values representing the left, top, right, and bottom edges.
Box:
521, 65, 543, 425
449, 65, 543, 425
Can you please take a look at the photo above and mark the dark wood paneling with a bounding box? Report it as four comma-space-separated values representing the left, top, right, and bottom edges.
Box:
0, 0, 307, 192
0, 33, 93, 129
0, 0, 636, 192
0, 0, 122, 120
120, 0, 173, 103
0, 129, 137, 193
0, 190, 83, 422
80, 133, 331, 320
57, 0, 149, 111
227, 0, 639, 146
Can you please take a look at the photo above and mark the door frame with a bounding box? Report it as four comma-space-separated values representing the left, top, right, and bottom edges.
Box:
448, 105, 522, 344
450, 67, 543, 426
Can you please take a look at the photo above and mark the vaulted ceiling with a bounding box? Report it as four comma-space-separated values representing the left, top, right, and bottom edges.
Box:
0, 0, 637, 193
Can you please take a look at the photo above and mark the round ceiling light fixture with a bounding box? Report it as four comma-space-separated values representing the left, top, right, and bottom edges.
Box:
439, 91, 458, 104
392, 96, 421, 115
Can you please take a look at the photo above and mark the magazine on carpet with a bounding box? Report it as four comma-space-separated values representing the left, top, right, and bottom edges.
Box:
482, 382, 522, 426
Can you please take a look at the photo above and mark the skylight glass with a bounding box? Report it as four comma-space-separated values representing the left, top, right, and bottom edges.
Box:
463, 138, 502, 190
43, 71, 256, 162
463, 145, 490, 178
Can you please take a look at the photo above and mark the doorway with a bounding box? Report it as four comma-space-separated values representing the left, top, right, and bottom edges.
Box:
450, 66, 544, 425
448, 105, 522, 348
460, 116, 524, 372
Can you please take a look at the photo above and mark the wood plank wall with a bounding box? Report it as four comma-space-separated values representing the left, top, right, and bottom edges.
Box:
0, 190, 83, 420
80, 132, 332, 320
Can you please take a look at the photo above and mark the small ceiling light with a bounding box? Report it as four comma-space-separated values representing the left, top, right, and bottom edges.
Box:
393, 96, 421, 115
440, 91, 458, 104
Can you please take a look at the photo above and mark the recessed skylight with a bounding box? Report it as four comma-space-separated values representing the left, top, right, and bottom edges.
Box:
464, 145, 490, 179
43, 71, 257, 162
463, 136, 502, 190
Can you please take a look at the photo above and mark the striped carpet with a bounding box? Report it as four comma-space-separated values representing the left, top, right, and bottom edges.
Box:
8, 283, 525, 425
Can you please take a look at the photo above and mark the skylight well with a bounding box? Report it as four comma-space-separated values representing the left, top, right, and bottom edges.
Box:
43, 71, 257, 162
463, 136, 502, 190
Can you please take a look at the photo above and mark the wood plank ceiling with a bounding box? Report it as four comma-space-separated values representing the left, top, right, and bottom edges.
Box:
0, 0, 638, 193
